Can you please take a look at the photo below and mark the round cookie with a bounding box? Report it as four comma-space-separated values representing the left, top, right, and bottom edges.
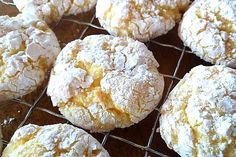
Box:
160, 65, 236, 157
96, 0, 190, 42
2, 124, 110, 157
13, 0, 97, 24
0, 14, 61, 101
47, 35, 164, 132
179, 0, 236, 68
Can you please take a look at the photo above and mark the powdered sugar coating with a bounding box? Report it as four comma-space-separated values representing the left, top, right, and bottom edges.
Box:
0, 14, 61, 101
160, 65, 236, 157
179, 0, 236, 68
96, 0, 190, 41
47, 35, 164, 132
2, 124, 110, 157
13, 0, 97, 24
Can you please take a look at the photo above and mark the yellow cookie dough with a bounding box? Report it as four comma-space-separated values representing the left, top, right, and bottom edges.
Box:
47, 35, 164, 132
2, 124, 110, 157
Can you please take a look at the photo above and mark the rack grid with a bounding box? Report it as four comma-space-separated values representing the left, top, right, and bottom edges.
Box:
0, 1, 207, 156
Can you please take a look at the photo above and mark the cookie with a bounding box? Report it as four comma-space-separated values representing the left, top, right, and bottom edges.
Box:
47, 34, 164, 132
0, 14, 60, 101
13, 0, 97, 24
179, 0, 236, 68
96, 0, 190, 41
160, 65, 236, 157
2, 124, 110, 157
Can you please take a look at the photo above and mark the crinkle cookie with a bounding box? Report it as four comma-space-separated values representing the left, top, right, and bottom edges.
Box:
47, 35, 164, 132
13, 0, 97, 24
2, 124, 110, 157
0, 14, 61, 101
96, 0, 190, 42
160, 65, 236, 157
179, 0, 236, 68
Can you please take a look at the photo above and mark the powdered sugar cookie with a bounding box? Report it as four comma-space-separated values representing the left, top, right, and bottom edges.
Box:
0, 14, 60, 101
47, 35, 164, 132
96, 0, 190, 42
179, 0, 236, 68
2, 124, 110, 157
13, 0, 97, 24
160, 65, 236, 157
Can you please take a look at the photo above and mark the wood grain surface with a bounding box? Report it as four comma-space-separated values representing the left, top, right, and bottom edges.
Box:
0, 1, 211, 157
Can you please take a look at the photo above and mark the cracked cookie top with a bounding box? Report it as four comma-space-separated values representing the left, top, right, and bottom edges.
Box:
13, 0, 97, 24
2, 124, 110, 157
179, 0, 236, 68
47, 34, 164, 132
160, 65, 236, 157
96, 0, 190, 41
0, 14, 60, 101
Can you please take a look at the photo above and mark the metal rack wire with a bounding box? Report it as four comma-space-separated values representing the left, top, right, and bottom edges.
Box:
0, 1, 192, 156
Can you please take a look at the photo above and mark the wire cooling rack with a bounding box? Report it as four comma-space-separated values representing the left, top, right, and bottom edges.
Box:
0, 0, 210, 156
